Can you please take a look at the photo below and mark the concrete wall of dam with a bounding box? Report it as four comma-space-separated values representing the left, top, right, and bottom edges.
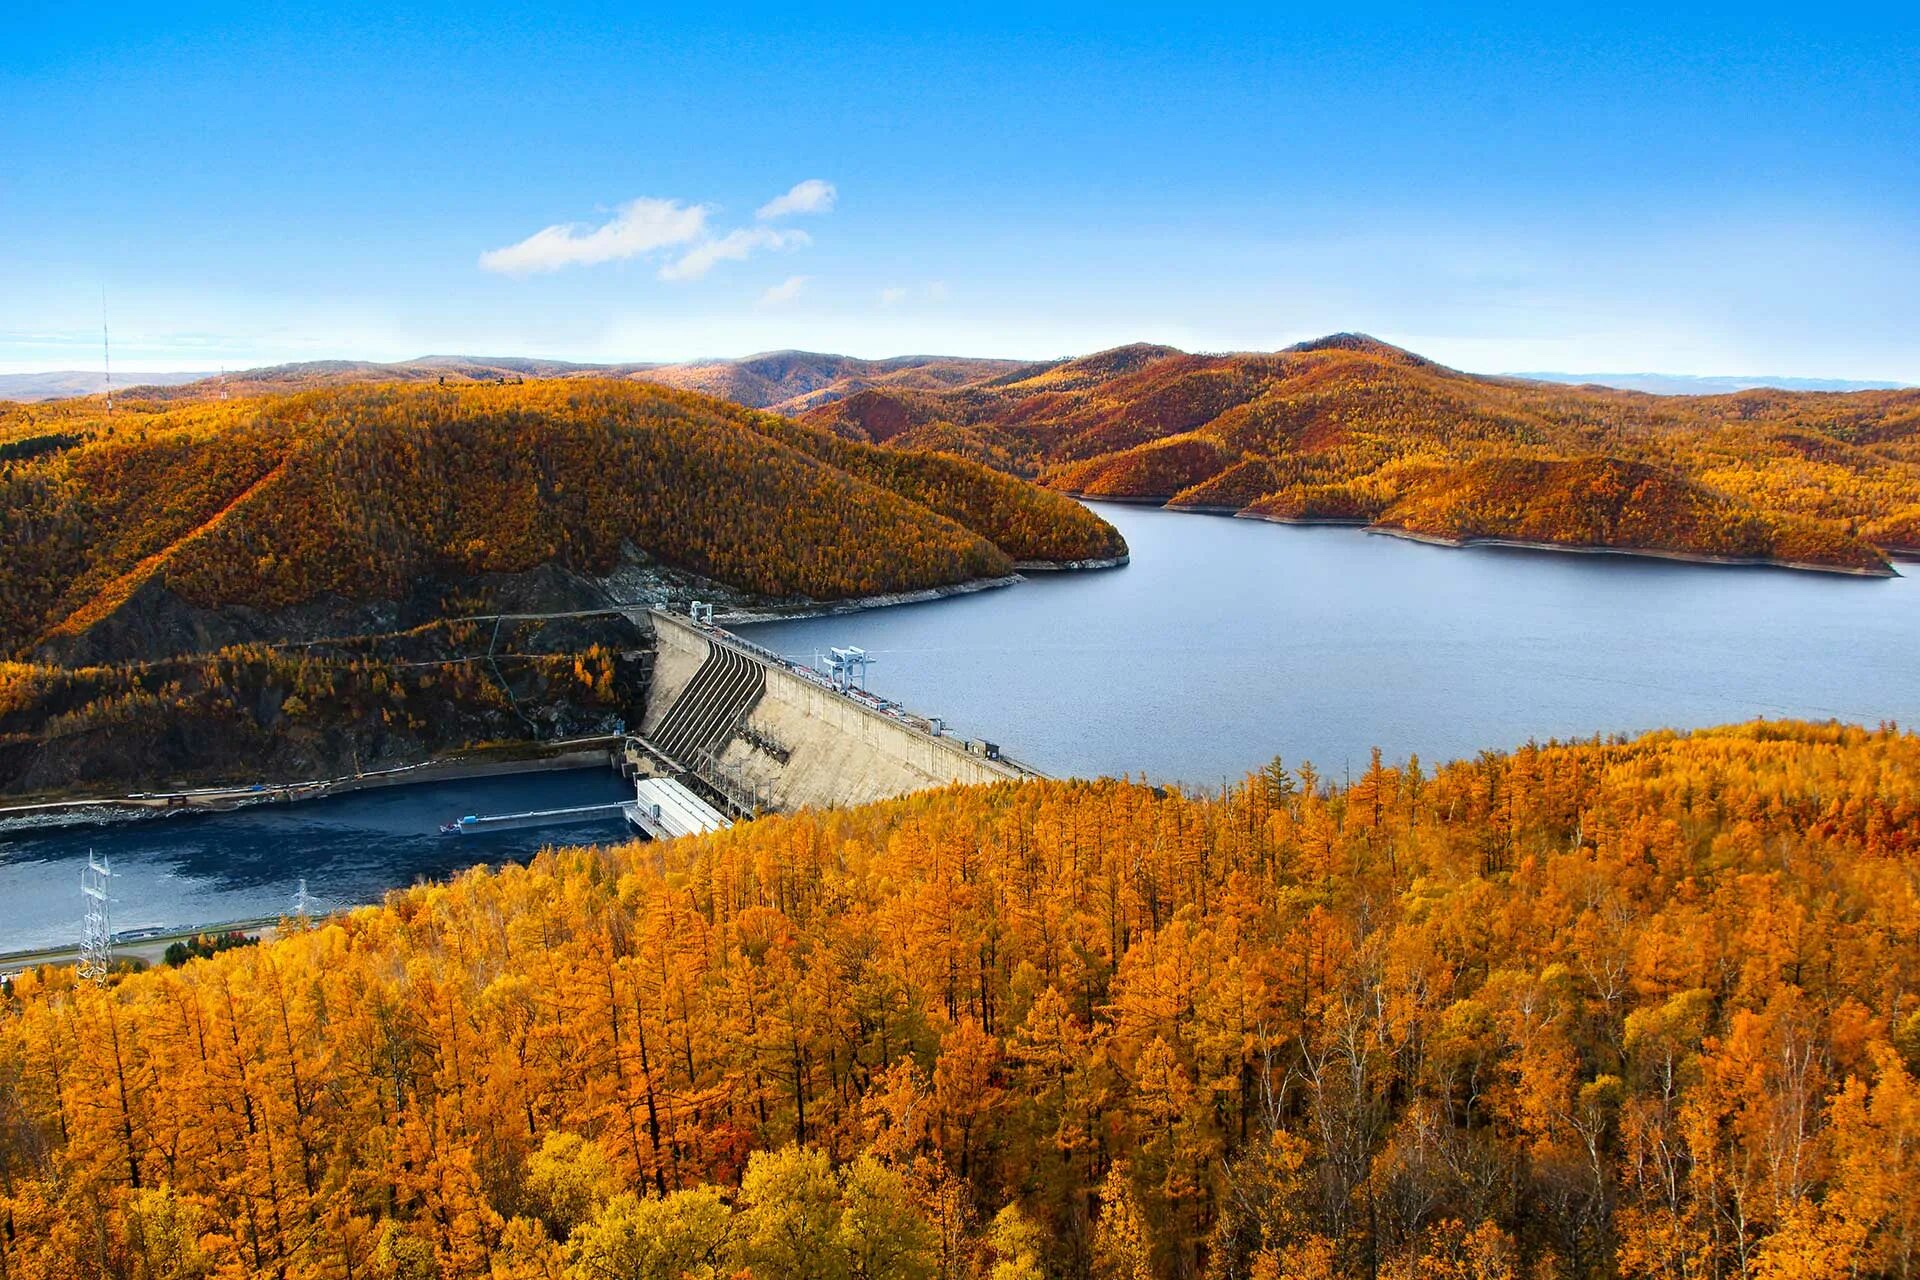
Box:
642, 613, 716, 737
642, 610, 1029, 811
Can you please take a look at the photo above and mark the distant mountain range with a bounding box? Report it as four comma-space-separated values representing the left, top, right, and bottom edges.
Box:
0, 351, 1027, 412
1508, 371, 1912, 395
6, 355, 1908, 406
0, 369, 213, 400
7, 331, 1919, 592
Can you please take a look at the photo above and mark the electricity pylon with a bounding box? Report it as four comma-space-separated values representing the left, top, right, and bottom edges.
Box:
79, 852, 112, 984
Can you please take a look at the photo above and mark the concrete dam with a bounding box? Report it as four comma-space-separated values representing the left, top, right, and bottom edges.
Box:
635, 609, 1032, 813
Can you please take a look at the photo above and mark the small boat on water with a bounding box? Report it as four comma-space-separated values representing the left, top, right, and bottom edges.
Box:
438, 819, 465, 836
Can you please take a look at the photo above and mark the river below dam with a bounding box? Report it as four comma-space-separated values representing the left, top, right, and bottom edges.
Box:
0, 770, 634, 954
5, 501, 1917, 953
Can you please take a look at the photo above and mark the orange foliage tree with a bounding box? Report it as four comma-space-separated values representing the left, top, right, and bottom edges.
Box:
3, 720, 1919, 1277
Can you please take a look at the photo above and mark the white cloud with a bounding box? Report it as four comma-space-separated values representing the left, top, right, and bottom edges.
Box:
757, 179, 837, 220
479, 198, 709, 275
483, 183, 832, 282
752, 276, 806, 308
879, 286, 910, 306
926, 280, 950, 302
660, 227, 810, 281
759, 275, 811, 306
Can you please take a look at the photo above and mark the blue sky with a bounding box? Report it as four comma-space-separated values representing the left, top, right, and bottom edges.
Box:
3, 3, 1916, 377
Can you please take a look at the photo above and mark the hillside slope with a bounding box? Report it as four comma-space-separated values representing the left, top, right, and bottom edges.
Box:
3, 720, 1916, 1278
1362, 456, 1888, 572
0, 615, 648, 793
0, 379, 1123, 665
0, 379, 1121, 793
803, 335, 1920, 573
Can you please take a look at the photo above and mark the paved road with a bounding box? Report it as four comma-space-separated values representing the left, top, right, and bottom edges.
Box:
0, 917, 290, 979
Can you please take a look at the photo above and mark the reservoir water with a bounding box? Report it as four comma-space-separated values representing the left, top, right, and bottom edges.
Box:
4, 501, 1917, 952
736, 504, 1920, 784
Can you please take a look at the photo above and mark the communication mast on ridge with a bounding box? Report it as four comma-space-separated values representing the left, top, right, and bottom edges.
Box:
79, 852, 113, 984
100, 289, 113, 415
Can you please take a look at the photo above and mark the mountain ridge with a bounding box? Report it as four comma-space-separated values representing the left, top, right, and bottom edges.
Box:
799, 335, 1920, 573
5, 350, 1031, 414
15, 337, 1919, 572
13, 343, 1910, 405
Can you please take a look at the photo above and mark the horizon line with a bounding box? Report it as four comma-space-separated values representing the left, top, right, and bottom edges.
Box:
2, 345, 1915, 391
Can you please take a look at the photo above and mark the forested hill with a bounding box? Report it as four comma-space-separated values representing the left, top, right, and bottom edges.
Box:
0, 379, 1120, 794
35, 335, 1919, 571
802, 335, 1920, 573
4, 719, 1918, 1277
0, 379, 1124, 665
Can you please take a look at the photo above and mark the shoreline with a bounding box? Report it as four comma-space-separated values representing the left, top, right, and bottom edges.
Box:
712, 574, 1023, 624
1013, 553, 1129, 572
1083, 495, 1899, 579
714, 553, 1128, 625
1058, 491, 1171, 506
1230, 511, 1372, 528
712, 553, 1129, 626
0, 745, 618, 836
1368, 526, 1901, 578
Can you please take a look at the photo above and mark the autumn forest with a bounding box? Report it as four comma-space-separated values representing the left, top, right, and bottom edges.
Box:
11, 4, 1918, 1279
2, 352, 1917, 1279
4, 721, 1919, 1278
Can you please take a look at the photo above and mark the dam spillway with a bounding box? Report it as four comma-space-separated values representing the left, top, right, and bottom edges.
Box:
648, 634, 766, 766
639, 608, 1032, 813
